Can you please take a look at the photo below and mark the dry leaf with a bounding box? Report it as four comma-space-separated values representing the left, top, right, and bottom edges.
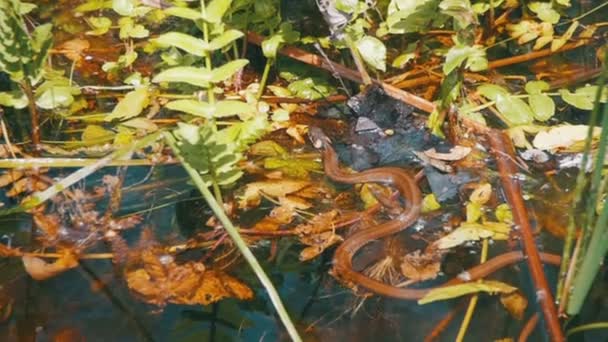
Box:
0, 170, 24, 187
418, 280, 517, 304
294, 210, 339, 235
126, 251, 253, 307
55, 38, 90, 64
424, 146, 471, 161
299, 231, 342, 261
500, 291, 528, 320
0, 243, 21, 257
400, 250, 442, 281
33, 210, 61, 240
239, 180, 310, 209
533, 125, 600, 152
434, 222, 510, 249
22, 252, 79, 281
470, 183, 492, 205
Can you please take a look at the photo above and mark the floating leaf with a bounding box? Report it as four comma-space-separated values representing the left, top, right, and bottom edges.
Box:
86, 17, 112, 36
496, 94, 535, 126
443, 44, 487, 74
239, 180, 310, 209
524, 80, 550, 95
477, 83, 509, 101
529, 94, 555, 121
356, 35, 387, 72
551, 21, 578, 51
105, 86, 149, 121
434, 222, 510, 249
418, 280, 517, 304
533, 124, 600, 151
22, 252, 79, 281
36, 86, 75, 109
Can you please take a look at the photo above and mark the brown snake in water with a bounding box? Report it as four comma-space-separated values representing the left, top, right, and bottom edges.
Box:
308, 126, 562, 300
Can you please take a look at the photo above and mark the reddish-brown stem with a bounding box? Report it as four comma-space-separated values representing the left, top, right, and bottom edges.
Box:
424, 303, 465, 342
20, 80, 41, 155
518, 313, 540, 342
246, 32, 436, 113
487, 41, 586, 69
487, 130, 564, 341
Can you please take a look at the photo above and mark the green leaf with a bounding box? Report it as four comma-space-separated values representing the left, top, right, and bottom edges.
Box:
496, 94, 535, 126
477, 83, 509, 101
558, 85, 608, 110
387, 0, 446, 34
529, 94, 555, 121
36, 86, 74, 109
164, 6, 201, 20
528, 2, 560, 24
524, 80, 550, 94
203, 0, 232, 23
261, 23, 300, 59
443, 44, 487, 74
105, 86, 149, 121
86, 17, 112, 36
0, 91, 28, 109
76, 0, 113, 12
210, 59, 249, 82
214, 100, 256, 118
118, 17, 149, 39
82, 124, 115, 143
207, 30, 244, 51
439, 0, 476, 29
418, 280, 517, 304
31, 23, 53, 52
166, 100, 214, 117
356, 35, 387, 72
153, 67, 212, 87
335, 0, 358, 13
152, 32, 207, 56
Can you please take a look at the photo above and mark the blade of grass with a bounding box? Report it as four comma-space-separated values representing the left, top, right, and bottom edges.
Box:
163, 131, 302, 342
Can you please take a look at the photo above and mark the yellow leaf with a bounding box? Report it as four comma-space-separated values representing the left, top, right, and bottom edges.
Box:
434, 222, 510, 249
500, 291, 528, 320
470, 183, 492, 205
81, 124, 114, 143
466, 202, 483, 223
422, 193, 441, 213
418, 280, 517, 304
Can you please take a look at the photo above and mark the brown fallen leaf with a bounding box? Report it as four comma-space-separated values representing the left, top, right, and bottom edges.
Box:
400, 250, 442, 282
32, 209, 61, 240
500, 291, 528, 320
0, 244, 20, 257
22, 252, 79, 281
299, 231, 342, 261
238, 180, 311, 209
424, 146, 471, 161
0, 170, 24, 187
55, 38, 90, 64
126, 250, 253, 307
294, 210, 339, 235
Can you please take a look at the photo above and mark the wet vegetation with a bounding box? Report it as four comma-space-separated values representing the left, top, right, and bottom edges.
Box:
0, 0, 608, 340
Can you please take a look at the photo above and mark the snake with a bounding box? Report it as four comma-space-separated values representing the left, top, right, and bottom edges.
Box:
308, 126, 561, 300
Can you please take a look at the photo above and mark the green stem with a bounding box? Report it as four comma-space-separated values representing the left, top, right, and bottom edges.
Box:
556, 55, 608, 303
163, 132, 302, 342
199, 0, 222, 203
567, 322, 608, 337
566, 98, 608, 315
257, 59, 273, 100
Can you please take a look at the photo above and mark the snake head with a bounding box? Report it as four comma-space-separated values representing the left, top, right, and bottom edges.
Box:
308, 126, 332, 149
